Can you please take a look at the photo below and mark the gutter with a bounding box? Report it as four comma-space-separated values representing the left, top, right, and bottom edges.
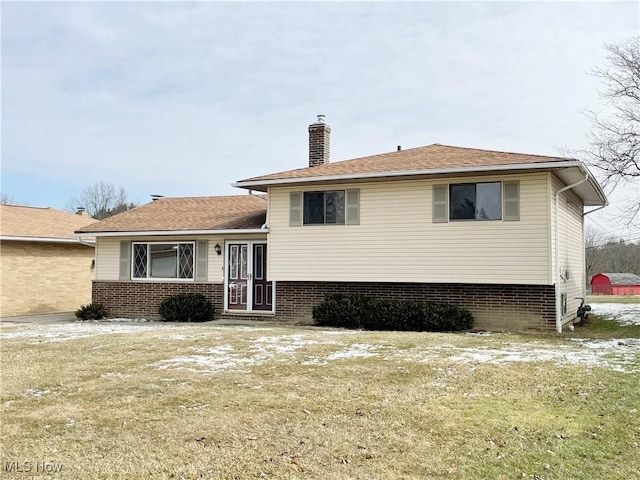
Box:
555, 174, 589, 333
73, 228, 270, 238
0, 235, 94, 245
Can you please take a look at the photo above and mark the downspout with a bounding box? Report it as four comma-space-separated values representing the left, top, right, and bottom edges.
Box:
555, 175, 589, 333
249, 190, 269, 229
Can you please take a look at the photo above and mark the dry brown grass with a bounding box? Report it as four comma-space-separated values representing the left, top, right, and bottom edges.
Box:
1, 323, 639, 479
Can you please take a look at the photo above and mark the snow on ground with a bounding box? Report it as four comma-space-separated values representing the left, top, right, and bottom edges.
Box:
3, 321, 639, 373
590, 302, 640, 326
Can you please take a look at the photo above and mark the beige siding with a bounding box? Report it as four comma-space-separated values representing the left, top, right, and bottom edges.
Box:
268, 173, 552, 284
1, 240, 94, 316
95, 234, 267, 283
552, 175, 586, 325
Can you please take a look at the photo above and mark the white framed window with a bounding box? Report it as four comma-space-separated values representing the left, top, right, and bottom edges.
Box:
131, 242, 195, 280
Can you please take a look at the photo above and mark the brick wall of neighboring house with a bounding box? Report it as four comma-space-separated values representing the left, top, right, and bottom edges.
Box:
93, 280, 557, 330
274, 281, 558, 331
0, 241, 95, 317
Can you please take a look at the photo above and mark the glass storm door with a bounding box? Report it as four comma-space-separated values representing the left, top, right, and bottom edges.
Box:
226, 242, 273, 312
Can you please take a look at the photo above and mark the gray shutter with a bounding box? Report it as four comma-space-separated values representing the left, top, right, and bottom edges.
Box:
119, 241, 131, 280
503, 181, 520, 221
195, 240, 208, 281
346, 189, 360, 225
432, 185, 448, 223
290, 192, 302, 226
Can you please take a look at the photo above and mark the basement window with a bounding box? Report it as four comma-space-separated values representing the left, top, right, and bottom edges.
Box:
132, 242, 195, 280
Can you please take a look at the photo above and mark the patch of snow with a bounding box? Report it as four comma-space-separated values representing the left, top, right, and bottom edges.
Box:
94, 317, 151, 323
100, 372, 131, 379
326, 343, 381, 360
1, 323, 177, 343
23, 388, 51, 398
589, 303, 640, 326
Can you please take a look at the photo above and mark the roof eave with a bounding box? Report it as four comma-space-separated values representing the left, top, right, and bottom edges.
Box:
232, 161, 608, 206
74, 228, 269, 237
0, 235, 95, 245
232, 161, 581, 189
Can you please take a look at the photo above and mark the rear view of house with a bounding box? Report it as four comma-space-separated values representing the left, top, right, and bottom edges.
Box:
591, 273, 640, 295
77, 117, 608, 332
0, 205, 96, 316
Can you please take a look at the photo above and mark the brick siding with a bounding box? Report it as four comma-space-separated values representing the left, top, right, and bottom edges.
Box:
1, 240, 94, 317
274, 281, 557, 331
93, 280, 556, 331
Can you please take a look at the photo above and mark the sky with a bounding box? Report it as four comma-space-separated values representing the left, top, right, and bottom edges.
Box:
1, 1, 639, 241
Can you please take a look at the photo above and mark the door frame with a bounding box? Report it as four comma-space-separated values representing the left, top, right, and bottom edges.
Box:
223, 240, 275, 313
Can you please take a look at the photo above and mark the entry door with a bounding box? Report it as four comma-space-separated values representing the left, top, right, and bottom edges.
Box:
226, 242, 273, 312
252, 243, 272, 311
227, 244, 248, 310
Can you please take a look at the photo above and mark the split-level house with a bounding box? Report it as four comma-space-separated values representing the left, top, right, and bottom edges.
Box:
76, 117, 607, 332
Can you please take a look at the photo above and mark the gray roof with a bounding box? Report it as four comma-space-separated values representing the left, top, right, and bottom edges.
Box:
599, 273, 640, 285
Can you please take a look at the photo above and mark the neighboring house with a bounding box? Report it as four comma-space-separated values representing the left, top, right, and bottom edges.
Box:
0, 205, 96, 317
77, 117, 608, 332
591, 273, 640, 295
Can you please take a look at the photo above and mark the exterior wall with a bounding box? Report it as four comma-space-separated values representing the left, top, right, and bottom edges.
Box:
274, 281, 557, 331
551, 175, 586, 326
93, 281, 222, 320
95, 234, 267, 282
267, 173, 551, 285
590, 274, 612, 295
0, 240, 94, 316
612, 285, 640, 295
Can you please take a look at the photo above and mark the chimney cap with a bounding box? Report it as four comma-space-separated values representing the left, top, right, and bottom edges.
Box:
316, 114, 326, 124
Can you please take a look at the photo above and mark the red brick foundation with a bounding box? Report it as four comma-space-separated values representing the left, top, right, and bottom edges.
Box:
274, 281, 557, 331
93, 280, 556, 331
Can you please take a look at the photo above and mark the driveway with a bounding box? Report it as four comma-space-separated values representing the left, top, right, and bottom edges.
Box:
0, 312, 76, 324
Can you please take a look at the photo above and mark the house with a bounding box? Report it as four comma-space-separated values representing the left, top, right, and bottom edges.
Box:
0, 205, 96, 317
591, 273, 640, 295
76, 116, 608, 332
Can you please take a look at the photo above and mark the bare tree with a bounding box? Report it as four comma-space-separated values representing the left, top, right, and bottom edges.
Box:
584, 225, 607, 281
0, 193, 28, 205
68, 182, 136, 220
582, 38, 640, 226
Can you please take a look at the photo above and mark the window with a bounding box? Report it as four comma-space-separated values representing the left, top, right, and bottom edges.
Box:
132, 242, 195, 280
290, 189, 360, 226
449, 182, 502, 221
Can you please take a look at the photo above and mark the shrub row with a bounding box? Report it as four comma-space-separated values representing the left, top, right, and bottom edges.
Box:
312, 294, 474, 332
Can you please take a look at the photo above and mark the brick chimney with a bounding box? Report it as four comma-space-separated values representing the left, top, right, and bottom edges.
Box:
308, 115, 330, 167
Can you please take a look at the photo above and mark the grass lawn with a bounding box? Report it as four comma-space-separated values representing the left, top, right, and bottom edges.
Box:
587, 295, 640, 304
1, 317, 639, 479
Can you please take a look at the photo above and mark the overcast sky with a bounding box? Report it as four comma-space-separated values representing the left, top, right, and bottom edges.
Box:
2, 1, 638, 240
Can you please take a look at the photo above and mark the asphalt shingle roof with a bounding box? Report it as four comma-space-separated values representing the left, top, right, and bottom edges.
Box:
0, 205, 97, 240
75, 195, 267, 234
238, 143, 571, 183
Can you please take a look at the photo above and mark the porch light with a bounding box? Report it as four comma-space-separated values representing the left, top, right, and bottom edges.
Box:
214, 243, 222, 256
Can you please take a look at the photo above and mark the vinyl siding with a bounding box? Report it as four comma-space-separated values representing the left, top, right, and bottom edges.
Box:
551, 175, 586, 324
95, 234, 267, 282
268, 173, 551, 284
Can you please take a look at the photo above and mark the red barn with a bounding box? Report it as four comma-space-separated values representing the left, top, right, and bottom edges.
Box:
590, 273, 640, 295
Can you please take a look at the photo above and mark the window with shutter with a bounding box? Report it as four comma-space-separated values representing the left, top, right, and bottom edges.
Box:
432, 185, 448, 223
503, 181, 520, 221
346, 189, 360, 225
119, 241, 131, 280
289, 192, 302, 226
195, 240, 208, 281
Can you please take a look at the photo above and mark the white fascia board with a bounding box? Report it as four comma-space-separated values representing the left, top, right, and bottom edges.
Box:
78, 228, 269, 238
231, 161, 584, 189
0, 235, 94, 245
